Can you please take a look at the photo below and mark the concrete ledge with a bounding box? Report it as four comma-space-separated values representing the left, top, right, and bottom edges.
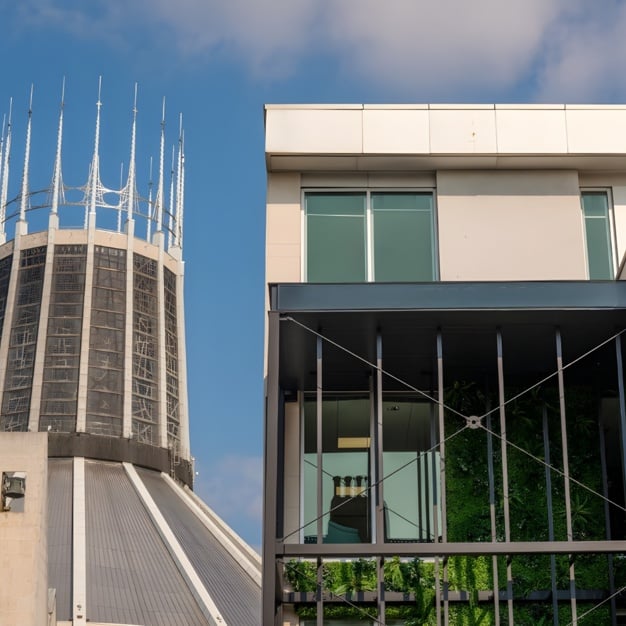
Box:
47, 433, 193, 487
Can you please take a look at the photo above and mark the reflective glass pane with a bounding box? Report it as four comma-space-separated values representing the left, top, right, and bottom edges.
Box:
582, 192, 613, 280
372, 193, 435, 282
303, 396, 371, 543
382, 399, 440, 541
306, 194, 366, 282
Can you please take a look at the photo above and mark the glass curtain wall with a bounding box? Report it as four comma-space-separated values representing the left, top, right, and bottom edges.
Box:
86, 246, 126, 436
40, 244, 87, 432
1, 246, 47, 431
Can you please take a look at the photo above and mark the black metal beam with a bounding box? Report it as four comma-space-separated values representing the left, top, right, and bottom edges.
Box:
278, 540, 626, 558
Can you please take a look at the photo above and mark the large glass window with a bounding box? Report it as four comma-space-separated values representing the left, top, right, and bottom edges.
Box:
305, 193, 366, 282
581, 190, 614, 280
305, 191, 436, 283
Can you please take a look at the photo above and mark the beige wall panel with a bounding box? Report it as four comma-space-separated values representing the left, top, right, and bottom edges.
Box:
367, 172, 437, 188
430, 109, 497, 154
566, 109, 626, 154
438, 171, 587, 280
266, 205, 301, 245
496, 109, 568, 153
363, 109, 430, 154
266, 248, 301, 283
265, 109, 363, 154
301, 172, 437, 188
578, 173, 626, 187
266, 173, 301, 285
302, 173, 368, 187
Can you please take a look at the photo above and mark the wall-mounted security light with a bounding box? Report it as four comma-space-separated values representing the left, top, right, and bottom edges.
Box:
1, 472, 26, 512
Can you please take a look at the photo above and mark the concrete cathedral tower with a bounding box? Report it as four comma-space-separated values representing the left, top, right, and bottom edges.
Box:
0, 83, 261, 626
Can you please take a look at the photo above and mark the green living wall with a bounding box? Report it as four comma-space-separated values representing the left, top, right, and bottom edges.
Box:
285, 383, 622, 624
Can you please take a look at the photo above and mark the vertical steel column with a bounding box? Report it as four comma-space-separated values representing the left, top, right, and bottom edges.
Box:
316, 556, 323, 626
486, 407, 501, 624
496, 330, 514, 624
316, 335, 323, 626
616, 335, 626, 514
316, 335, 323, 544
417, 447, 424, 540
424, 445, 431, 541
542, 405, 559, 625
598, 420, 617, 626
375, 333, 385, 544
376, 333, 386, 624
437, 330, 448, 625
555, 328, 577, 622
262, 311, 281, 626
431, 408, 439, 541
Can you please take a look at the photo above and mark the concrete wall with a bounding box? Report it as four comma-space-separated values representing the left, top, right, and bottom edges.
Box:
0, 432, 48, 626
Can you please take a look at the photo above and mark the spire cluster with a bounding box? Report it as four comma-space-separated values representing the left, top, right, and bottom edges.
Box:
0, 79, 185, 251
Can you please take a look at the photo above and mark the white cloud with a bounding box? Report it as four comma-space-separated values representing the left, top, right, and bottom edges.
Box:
323, 0, 568, 93
12, 1, 626, 108
535, 2, 626, 101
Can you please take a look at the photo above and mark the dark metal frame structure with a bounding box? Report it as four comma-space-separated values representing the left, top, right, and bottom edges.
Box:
263, 280, 626, 625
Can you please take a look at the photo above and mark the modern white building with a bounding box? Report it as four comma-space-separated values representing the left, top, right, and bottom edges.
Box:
263, 105, 626, 625
0, 89, 261, 626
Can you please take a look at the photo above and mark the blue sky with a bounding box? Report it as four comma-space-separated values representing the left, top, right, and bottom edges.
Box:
2, 0, 626, 549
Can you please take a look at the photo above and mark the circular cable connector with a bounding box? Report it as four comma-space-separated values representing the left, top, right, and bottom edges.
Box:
466, 415, 482, 429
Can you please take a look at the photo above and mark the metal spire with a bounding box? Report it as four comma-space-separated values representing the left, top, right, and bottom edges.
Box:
178, 129, 185, 250
146, 156, 153, 241
168, 144, 175, 248
0, 98, 11, 240
125, 83, 138, 222
0, 114, 5, 237
117, 162, 124, 232
19, 85, 34, 223
85, 77, 103, 227
155, 97, 165, 233
174, 114, 184, 249
0, 115, 5, 196
51, 78, 65, 216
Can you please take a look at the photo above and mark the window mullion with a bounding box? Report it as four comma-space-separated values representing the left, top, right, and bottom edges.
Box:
366, 191, 374, 282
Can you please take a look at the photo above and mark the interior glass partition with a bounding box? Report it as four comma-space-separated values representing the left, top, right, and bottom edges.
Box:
303, 395, 371, 543
382, 397, 440, 542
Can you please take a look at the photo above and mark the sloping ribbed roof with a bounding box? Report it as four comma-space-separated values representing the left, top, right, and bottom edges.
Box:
138, 468, 262, 625
85, 461, 210, 626
48, 459, 73, 621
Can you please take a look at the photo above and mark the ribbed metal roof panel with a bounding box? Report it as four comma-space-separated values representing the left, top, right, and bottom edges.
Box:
137, 468, 262, 625
48, 458, 73, 621
85, 460, 210, 626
